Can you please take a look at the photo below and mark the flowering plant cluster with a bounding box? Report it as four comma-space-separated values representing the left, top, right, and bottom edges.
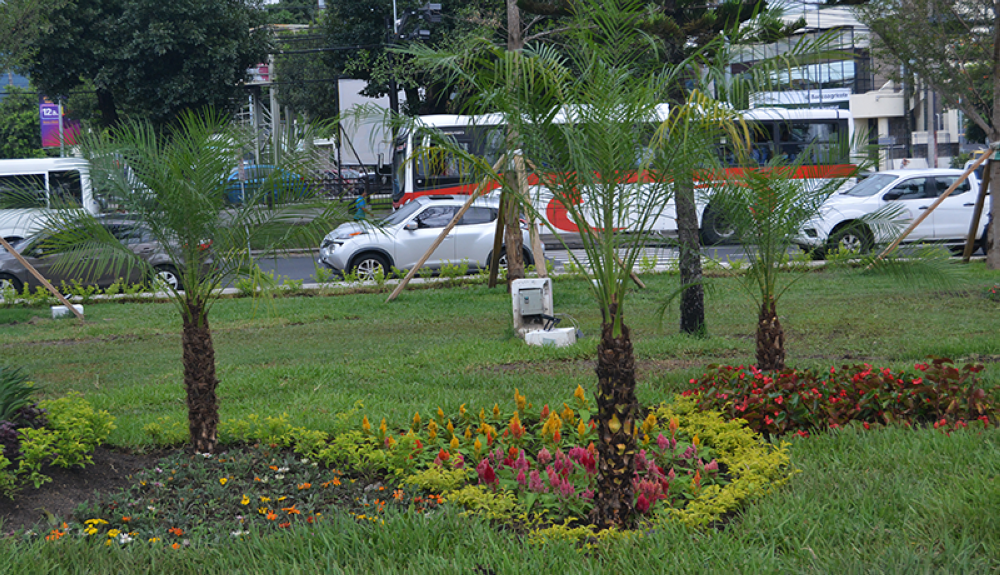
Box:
986, 284, 1000, 302
367, 386, 726, 525
685, 357, 996, 437
17, 445, 441, 546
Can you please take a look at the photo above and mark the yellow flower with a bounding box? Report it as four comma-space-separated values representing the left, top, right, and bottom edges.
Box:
446, 420, 455, 436
562, 403, 575, 424
260, 496, 271, 502
85, 518, 108, 525
412, 411, 421, 430
107, 529, 120, 538
450, 436, 460, 450
514, 388, 527, 412
241, 495, 250, 505
219, 477, 228, 486
437, 407, 445, 421
379, 418, 387, 435
577, 420, 587, 437
692, 434, 700, 447
492, 403, 501, 419
574, 385, 586, 403
362, 416, 372, 434
148, 537, 160, 543
427, 420, 438, 440
459, 404, 467, 417
464, 426, 472, 439
642, 413, 657, 435
84, 527, 97, 536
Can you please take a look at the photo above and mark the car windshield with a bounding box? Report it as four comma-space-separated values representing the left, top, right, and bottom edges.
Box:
842, 174, 899, 197
381, 200, 425, 225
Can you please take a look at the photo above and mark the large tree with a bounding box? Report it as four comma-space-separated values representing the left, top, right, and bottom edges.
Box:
0, 0, 65, 71
21, 0, 272, 129
852, 0, 1000, 267
0, 87, 47, 159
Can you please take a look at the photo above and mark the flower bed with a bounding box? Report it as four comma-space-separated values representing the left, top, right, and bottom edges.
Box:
685, 357, 996, 437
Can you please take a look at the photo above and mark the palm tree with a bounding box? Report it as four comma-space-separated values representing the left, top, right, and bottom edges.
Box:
408, 0, 744, 528
38, 109, 337, 453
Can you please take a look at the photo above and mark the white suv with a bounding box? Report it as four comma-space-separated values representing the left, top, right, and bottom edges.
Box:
318, 195, 533, 278
797, 169, 988, 256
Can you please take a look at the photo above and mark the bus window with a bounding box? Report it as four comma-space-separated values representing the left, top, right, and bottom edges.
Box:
0, 174, 46, 208
49, 170, 83, 206
776, 121, 845, 164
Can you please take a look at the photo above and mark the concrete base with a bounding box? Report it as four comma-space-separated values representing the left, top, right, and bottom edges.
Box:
524, 327, 576, 348
51, 304, 83, 319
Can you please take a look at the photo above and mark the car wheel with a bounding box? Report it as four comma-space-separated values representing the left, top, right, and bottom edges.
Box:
352, 253, 389, 281
492, 248, 533, 270
153, 265, 182, 291
700, 205, 736, 246
0, 273, 23, 294
827, 223, 872, 256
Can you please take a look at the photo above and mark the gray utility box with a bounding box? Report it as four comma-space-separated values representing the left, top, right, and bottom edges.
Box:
511, 278, 554, 338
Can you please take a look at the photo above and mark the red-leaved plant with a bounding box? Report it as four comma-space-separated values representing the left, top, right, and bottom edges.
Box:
685, 357, 995, 437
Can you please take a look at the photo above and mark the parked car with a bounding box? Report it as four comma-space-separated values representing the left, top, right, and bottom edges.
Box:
0, 219, 199, 293
796, 168, 988, 257
317, 195, 532, 279
224, 164, 310, 205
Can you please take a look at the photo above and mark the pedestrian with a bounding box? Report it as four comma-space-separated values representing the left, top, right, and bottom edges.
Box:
352, 188, 372, 221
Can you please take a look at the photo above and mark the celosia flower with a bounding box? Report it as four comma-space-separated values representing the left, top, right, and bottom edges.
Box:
574, 385, 586, 403
515, 388, 527, 412
493, 403, 501, 419
656, 433, 669, 452
559, 479, 576, 498
452, 453, 465, 469
681, 446, 695, 459
636, 493, 651, 513
577, 420, 587, 438
517, 469, 527, 487
528, 470, 547, 493
412, 411, 421, 430
537, 447, 552, 466
362, 416, 371, 434
704, 459, 719, 472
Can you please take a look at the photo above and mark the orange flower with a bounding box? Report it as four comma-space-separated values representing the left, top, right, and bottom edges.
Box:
267, 511, 278, 521
121, 516, 131, 523
298, 482, 312, 490
282, 505, 301, 515
393, 489, 404, 500
45, 529, 65, 541
279, 521, 291, 528
269, 465, 278, 471
172, 542, 181, 550
168, 527, 184, 537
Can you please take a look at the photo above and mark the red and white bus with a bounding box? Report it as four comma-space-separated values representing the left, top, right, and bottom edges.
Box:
389, 107, 857, 244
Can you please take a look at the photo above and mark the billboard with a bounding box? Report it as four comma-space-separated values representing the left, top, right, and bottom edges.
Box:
39, 96, 81, 148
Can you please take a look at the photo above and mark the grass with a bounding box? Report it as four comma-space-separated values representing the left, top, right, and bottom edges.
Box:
1, 263, 1000, 572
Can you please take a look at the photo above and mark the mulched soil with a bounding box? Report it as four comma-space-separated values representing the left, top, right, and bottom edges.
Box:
0, 446, 173, 534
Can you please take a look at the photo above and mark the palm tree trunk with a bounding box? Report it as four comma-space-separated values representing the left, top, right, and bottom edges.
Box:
590, 306, 638, 529
756, 297, 785, 371
676, 179, 706, 335
182, 301, 219, 453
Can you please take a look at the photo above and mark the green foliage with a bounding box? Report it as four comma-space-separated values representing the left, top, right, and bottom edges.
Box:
404, 467, 471, 492
0, 86, 47, 159
24, 0, 272, 128
142, 417, 188, 446
654, 396, 796, 528
19, 394, 115, 474
444, 485, 523, 518
0, 452, 16, 498
0, 364, 35, 421
686, 358, 996, 437
439, 260, 469, 280
58, 279, 99, 304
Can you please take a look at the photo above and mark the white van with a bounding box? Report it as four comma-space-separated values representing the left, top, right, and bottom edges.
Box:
0, 158, 103, 243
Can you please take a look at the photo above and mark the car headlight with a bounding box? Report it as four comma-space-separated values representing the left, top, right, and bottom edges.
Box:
321, 238, 335, 249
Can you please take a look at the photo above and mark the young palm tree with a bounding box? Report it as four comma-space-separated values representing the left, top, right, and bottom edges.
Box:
36, 109, 338, 453
408, 0, 744, 528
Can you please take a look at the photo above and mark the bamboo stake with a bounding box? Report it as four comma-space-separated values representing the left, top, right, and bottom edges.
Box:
487, 193, 506, 288
0, 237, 85, 321
962, 159, 991, 262
386, 155, 506, 303
870, 150, 993, 266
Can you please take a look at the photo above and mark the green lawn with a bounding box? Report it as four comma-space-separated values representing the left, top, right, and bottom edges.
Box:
2, 265, 1000, 572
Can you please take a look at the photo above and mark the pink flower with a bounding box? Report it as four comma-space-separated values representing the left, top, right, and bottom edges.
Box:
476, 459, 497, 486
581, 489, 594, 500
704, 459, 719, 472
656, 433, 669, 452
452, 453, 465, 469
528, 470, 547, 493
516, 469, 527, 487
559, 479, 576, 498
514, 450, 529, 471
536, 447, 552, 466
680, 446, 695, 459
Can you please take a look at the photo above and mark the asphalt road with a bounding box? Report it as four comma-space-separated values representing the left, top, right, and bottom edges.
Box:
254, 243, 761, 284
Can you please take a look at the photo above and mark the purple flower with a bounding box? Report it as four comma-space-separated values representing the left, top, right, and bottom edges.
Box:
559, 479, 576, 498
514, 450, 529, 471
517, 469, 527, 487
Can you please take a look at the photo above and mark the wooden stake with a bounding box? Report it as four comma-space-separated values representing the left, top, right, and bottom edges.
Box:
962, 159, 991, 262
0, 237, 85, 321
871, 150, 993, 266
386, 155, 506, 302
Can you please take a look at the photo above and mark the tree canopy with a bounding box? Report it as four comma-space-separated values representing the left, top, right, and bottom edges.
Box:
21, 0, 272, 129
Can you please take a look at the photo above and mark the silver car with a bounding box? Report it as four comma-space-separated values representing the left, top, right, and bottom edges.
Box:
318, 195, 533, 278
0, 220, 189, 293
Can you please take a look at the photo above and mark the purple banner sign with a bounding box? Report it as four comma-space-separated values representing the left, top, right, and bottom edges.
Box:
39, 96, 80, 148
